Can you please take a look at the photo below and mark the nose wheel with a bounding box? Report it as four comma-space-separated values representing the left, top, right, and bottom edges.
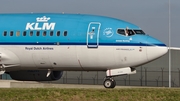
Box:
103, 77, 116, 88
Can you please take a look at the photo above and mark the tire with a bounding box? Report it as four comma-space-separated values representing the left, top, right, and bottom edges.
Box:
110, 80, 116, 88
103, 79, 113, 88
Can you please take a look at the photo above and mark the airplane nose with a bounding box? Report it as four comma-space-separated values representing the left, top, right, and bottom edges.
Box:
146, 37, 168, 61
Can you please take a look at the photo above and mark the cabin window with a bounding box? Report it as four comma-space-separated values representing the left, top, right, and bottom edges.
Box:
16, 31, 20, 37
36, 31, 40, 36
50, 31, 53, 36
30, 31, 33, 36
134, 30, 145, 35
43, 31, 46, 36
3, 31, 7, 36
64, 31, 67, 36
57, 31, 60, 36
10, 31, 13, 36
117, 29, 125, 35
23, 31, 26, 36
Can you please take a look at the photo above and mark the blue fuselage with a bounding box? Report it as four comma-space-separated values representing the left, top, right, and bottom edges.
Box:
0, 13, 165, 47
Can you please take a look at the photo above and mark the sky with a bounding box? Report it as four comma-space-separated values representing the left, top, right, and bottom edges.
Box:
0, 0, 179, 47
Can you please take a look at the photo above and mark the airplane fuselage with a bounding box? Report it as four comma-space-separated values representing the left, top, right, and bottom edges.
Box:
0, 13, 167, 88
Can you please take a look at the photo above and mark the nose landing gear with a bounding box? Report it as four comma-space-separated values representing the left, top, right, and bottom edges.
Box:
103, 77, 116, 88
103, 67, 136, 88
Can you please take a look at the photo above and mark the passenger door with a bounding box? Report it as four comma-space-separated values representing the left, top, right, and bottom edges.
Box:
86, 22, 101, 48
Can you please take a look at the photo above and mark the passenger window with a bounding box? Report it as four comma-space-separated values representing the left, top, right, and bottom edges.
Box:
23, 31, 26, 36
36, 31, 40, 36
3, 31, 7, 36
117, 29, 125, 35
30, 31, 33, 36
10, 31, 13, 36
50, 31, 53, 36
64, 31, 67, 36
43, 31, 46, 36
57, 31, 60, 36
16, 31, 20, 37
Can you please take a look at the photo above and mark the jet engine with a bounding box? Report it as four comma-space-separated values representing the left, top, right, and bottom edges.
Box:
8, 70, 63, 81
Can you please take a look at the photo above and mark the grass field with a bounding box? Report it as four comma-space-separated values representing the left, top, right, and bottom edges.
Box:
0, 88, 180, 101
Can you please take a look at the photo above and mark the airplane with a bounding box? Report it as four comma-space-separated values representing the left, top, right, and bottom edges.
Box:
0, 13, 168, 88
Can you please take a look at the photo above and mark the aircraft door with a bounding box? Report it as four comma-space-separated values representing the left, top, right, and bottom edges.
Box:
87, 22, 101, 48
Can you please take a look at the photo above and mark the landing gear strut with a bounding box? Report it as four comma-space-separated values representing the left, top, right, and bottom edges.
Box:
103, 67, 136, 88
103, 77, 116, 88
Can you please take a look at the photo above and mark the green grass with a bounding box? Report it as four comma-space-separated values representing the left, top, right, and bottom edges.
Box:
0, 88, 180, 101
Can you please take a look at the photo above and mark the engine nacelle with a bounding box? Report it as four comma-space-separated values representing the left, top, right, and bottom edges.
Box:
8, 70, 63, 81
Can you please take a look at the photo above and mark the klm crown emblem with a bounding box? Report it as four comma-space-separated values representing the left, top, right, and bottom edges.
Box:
36, 16, 50, 22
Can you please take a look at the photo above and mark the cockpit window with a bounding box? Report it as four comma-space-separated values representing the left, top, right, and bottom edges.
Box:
117, 29, 125, 35
127, 29, 135, 36
117, 29, 135, 36
117, 28, 145, 36
134, 30, 145, 35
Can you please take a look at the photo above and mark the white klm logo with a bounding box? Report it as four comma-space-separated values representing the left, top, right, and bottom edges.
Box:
26, 16, 56, 30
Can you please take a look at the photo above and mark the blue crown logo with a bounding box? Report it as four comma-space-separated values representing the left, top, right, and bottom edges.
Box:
36, 16, 50, 22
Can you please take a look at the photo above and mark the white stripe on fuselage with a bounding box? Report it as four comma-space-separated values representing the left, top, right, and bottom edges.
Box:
0, 45, 155, 71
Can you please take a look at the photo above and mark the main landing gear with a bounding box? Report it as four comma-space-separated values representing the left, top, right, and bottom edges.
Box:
103, 77, 116, 88
103, 67, 137, 88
